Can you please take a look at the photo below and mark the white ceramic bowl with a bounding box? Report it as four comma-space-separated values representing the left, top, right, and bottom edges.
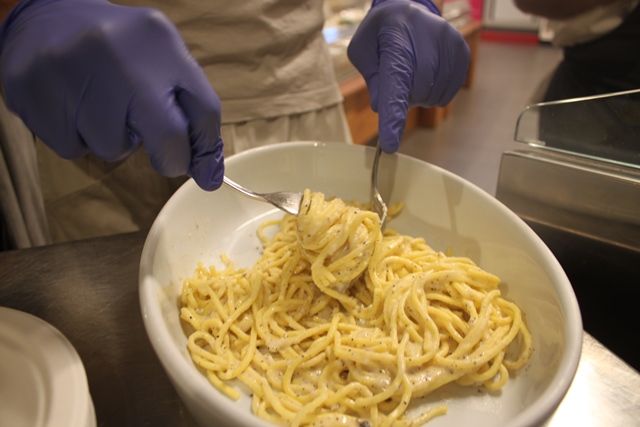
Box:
139, 141, 582, 427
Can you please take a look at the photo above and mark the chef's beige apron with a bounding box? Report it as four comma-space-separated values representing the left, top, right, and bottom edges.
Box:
38, 105, 352, 243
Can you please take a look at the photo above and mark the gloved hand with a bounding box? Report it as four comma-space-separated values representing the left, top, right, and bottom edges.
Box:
347, 0, 471, 152
0, 0, 224, 190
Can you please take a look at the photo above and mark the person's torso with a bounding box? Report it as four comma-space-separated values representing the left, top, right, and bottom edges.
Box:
555, 1, 640, 93
562, 1, 640, 64
113, 0, 342, 123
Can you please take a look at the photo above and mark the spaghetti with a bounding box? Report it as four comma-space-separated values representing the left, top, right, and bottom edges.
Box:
180, 189, 533, 427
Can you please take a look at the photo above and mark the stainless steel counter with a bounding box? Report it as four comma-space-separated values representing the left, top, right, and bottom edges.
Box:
1, 231, 638, 426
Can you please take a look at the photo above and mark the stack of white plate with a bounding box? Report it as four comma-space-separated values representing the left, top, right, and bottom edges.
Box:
0, 307, 96, 427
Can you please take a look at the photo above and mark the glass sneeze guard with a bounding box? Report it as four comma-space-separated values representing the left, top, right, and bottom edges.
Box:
514, 89, 640, 169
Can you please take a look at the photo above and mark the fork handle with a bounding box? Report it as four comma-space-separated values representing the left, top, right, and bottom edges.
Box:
222, 176, 265, 201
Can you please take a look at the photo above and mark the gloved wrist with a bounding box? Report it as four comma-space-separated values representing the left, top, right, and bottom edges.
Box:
371, 0, 441, 16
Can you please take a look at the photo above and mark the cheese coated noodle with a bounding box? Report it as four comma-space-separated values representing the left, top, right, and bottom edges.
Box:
180, 190, 533, 427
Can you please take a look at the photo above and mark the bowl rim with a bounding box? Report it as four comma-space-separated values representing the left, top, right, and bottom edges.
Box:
0, 307, 96, 427
139, 141, 583, 427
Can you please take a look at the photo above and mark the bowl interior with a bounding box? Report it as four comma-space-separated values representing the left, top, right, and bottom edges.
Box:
140, 141, 582, 427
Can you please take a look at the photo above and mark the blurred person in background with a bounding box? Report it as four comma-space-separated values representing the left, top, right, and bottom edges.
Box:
0, 0, 470, 248
514, 0, 640, 161
515, 0, 640, 102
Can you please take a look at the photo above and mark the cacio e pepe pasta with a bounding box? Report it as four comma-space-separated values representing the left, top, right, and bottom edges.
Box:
179, 190, 533, 427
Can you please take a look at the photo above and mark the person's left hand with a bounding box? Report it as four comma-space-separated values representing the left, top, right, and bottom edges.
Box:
347, 0, 470, 152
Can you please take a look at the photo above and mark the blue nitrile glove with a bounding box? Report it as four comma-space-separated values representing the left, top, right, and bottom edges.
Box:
0, 0, 224, 190
347, 0, 471, 152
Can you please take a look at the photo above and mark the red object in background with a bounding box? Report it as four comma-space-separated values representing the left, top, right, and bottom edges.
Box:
470, 0, 483, 21
481, 29, 540, 44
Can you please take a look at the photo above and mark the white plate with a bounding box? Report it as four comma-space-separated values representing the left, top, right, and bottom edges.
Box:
140, 142, 583, 427
0, 307, 96, 427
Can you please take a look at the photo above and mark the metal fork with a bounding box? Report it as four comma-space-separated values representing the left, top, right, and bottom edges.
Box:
371, 141, 388, 231
223, 143, 388, 225
223, 176, 303, 216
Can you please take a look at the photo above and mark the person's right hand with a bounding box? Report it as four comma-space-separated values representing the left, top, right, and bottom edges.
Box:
347, 0, 470, 153
0, 0, 224, 190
